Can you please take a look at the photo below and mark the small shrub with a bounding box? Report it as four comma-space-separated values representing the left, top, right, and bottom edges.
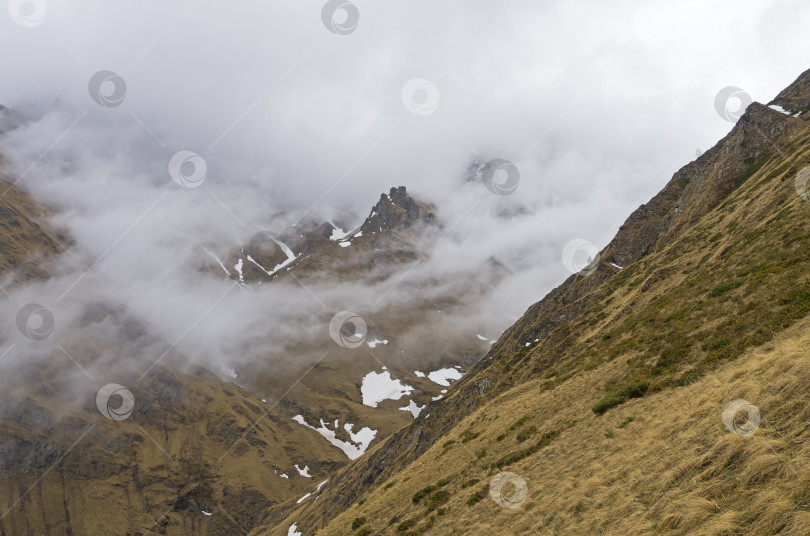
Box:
355, 530, 370, 536
460, 430, 479, 443
436, 478, 449, 487
352, 517, 367, 530
708, 279, 745, 297
509, 415, 531, 430
592, 382, 649, 414
396, 519, 416, 532
617, 416, 635, 429
515, 425, 538, 442
466, 491, 485, 506
461, 479, 480, 489
412, 485, 436, 504
476, 448, 487, 459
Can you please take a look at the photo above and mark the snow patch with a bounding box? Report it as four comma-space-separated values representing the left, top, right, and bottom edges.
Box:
288, 523, 302, 536
361, 371, 414, 407
294, 464, 311, 478
399, 399, 425, 418
296, 493, 312, 504
427, 368, 463, 387
609, 262, 623, 269
280, 473, 289, 479
413, 370, 425, 378
292, 415, 377, 460
366, 338, 389, 348
316, 479, 329, 491
338, 241, 351, 247
769, 104, 791, 115
476, 334, 488, 341
329, 222, 351, 240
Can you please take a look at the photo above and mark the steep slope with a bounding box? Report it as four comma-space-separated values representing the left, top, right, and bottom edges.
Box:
254, 69, 810, 535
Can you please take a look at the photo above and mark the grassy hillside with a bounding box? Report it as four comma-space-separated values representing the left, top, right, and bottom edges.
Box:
254, 70, 810, 535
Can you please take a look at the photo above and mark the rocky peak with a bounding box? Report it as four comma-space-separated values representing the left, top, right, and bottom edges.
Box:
360, 186, 436, 234
769, 68, 810, 116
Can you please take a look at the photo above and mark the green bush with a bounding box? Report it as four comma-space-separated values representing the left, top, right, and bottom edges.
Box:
412, 485, 436, 504
352, 517, 367, 530
515, 426, 538, 442
466, 491, 485, 506
592, 382, 649, 414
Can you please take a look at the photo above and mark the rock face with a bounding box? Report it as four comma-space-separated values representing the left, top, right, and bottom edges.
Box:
360, 186, 436, 234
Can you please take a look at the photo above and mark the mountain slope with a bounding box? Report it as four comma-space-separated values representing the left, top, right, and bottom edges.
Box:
254, 69, 810, 535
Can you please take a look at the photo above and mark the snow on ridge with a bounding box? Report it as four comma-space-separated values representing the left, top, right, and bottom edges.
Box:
769, 104, 791, 115
292, 415, 377, 460
427, 367, 463, 387
361, 371, 414, 407
329, 222, 351, 240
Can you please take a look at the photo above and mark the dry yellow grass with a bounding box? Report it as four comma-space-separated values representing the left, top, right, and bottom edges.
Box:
267, 312, 810, 536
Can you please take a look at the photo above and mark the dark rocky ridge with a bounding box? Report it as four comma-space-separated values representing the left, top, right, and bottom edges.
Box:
360, 186, 436, 235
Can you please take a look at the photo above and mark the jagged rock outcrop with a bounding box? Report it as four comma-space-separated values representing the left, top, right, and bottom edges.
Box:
360, 186, 436, 234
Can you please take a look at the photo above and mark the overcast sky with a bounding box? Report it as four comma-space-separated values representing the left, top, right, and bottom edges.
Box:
1, 0, 809, 375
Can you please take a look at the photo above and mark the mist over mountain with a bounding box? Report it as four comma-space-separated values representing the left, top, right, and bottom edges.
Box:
1, 1, 810, 535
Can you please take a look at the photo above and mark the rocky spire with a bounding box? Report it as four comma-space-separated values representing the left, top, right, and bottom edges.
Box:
360, 186, 435, 234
